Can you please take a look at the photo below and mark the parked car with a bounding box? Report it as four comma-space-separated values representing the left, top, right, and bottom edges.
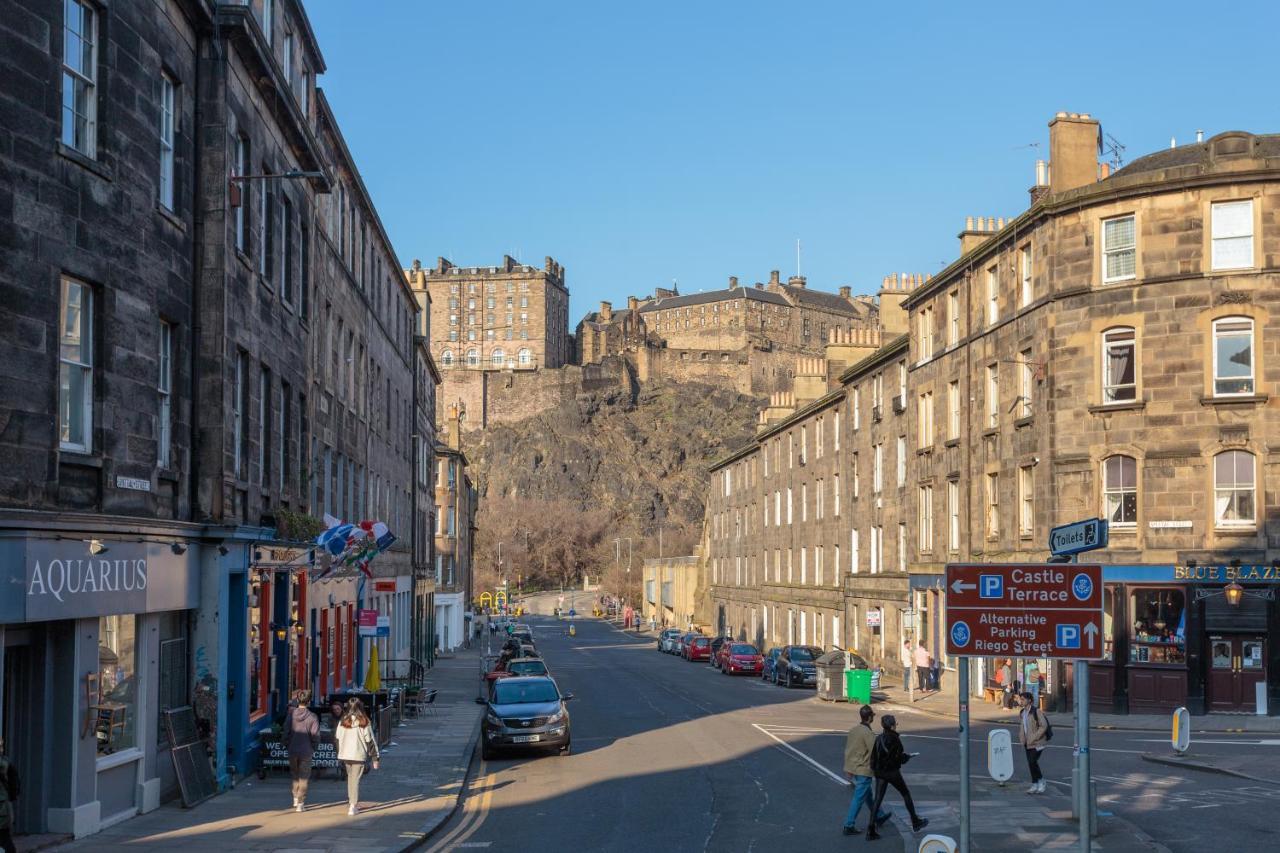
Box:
761, 647, 783, 681
506, 657, 550, 678
685, 635, 712, 661
721, 643, 764, 675
709, 636, 732, 668
478, 675, 573, 759
677, 632, 697, 656
658, 628, 683, 653
774, 645, 823, 687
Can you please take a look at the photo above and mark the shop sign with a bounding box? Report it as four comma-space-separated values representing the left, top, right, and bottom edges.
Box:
261, 738, 339, 769
1174, 564, 1280, 582
376, 615, 390, 637
357, 609, 379, 636
945, 563, 1104, 660
373, 580, 396, 592
865, 609, 882, 628
18, 539, 199, 623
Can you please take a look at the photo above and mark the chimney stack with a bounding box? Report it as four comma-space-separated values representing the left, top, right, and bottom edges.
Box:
728, 275, 739, 289
599, 301, 613, 322
788, 275, 807, 289
1048, 112, 1101, 195
769, 270, 781, 288
627, 295, 639, 311
839, 286, 852, 298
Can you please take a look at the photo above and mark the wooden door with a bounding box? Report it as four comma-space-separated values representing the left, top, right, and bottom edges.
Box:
1208, 635, 1267, 711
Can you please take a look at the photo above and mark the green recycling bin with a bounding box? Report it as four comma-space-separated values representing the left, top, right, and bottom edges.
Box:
845, 668, 872, 704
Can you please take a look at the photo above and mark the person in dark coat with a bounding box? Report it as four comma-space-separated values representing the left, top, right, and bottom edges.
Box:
284, 690, 321, 812
0, 737, 20, 853
866, 715, 929, 840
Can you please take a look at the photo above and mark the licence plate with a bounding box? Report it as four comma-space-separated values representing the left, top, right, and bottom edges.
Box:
512, 734, 540, 743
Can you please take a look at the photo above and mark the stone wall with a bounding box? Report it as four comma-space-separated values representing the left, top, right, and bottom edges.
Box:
443, 356, 635, 431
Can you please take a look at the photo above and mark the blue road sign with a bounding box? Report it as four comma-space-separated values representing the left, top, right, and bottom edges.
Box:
951, 621, 972, 648
1072, 573, 1094, 601
1049, 518, 1109, 557
980, 575, 1003, 599
1056, 624, 1081, 649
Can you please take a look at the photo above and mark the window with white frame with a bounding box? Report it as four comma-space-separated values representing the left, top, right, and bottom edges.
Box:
59, 278, 93, 452
1211, 200, 1254, 271
1214, 450, 1256, 528
1102, 215, 1136, 283
801, 483, 808, 522
918, 485, 933, 552
897, 523, 906, 571
917, 391, 934, 448
1102, 327, 1137, 403
1019, 350, 1033, 418
918, 306, 933, 361
898, 361, 907, 404
850, 528, 859, 574
282, 31, 293, 83
518, 347, 532, 366
233, 351, 247, 478
257, 162, 271, 277
947, 290, 960, 346
986, 265, 998, 325
851, 454, 859, 497
873, 444, 882, 493
852, 387, 860, 430
869, 526, 880, 574
257, 365, 269, 485
158, 321, 173, 467
440, 350, 453, 367
1212, 317, 1254, 396
723, 468, 731, 497
947, 380, 960, 440
872, 373, 882, 411
816, 417, 824, 459
774, 489, 780, 525
490, 348, 506, 367
799, 548, 807, 584
61, 0, 98, 156
159, 74, 176, 210
1018, 465, 1034, 537
466, 348, 479, 367
816, 479, 824, 520
1019, 245, 1032, 306
985, 472, 999, 539
801, 425, 808, 462
986, 363, 999, 428
834, 410, 840, 450
786, 487, 793, 524
896, 436, 906, 486
947, 480, 960, 551
233, 135, 248, 250
833, 473, 840, 516
260, 0, 274, 43
1102, 455, 1137, 527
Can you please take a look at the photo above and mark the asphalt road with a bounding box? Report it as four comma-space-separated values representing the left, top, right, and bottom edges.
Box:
427, 616, 1279, 852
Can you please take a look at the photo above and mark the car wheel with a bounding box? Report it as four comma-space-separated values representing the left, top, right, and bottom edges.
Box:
559, 739, 571, 756
481, 741, 495, 761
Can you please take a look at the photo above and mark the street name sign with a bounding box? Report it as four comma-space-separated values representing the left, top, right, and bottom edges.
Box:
1048, 518, 1108, 557
945, 563, 1104, 659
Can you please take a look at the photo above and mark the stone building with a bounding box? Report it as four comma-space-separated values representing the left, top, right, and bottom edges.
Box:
434, 404, 477, 652
703, 111, 1280, 718
0, 0, 433, 839
642, 556, 704, 630
903, 114, 1280, 715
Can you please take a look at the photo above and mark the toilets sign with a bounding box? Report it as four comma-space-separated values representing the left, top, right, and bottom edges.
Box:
945, 563, 1104, 659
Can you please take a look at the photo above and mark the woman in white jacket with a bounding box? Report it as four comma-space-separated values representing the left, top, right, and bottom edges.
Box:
334, 698, 380, 815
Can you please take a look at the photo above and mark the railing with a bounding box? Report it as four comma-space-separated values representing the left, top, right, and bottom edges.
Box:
378, 657, 428, 690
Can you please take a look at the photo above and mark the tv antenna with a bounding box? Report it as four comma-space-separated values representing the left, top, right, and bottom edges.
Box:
1103, 133, 1126, 169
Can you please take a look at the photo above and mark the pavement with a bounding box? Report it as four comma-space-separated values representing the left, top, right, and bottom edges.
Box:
424, 616, 1189, 853
50, 646, 485, 853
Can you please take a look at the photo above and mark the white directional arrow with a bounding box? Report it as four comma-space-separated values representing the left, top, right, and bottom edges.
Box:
1083, 622, 1099, 650
951, 579, 976, 594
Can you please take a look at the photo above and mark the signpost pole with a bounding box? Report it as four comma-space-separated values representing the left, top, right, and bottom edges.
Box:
1076, 658, 1090, 850
958, 656, 970, 853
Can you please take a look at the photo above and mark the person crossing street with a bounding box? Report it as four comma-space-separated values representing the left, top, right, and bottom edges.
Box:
866, 715, 929, 840
841, 705, 892, 836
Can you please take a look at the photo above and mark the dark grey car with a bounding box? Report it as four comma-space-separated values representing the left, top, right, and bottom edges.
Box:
478, 675, 573, 759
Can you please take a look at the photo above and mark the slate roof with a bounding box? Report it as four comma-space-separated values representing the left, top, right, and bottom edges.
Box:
1111, 133, 1280, 180
638, 287, 789, 312
778, 284, 862, 316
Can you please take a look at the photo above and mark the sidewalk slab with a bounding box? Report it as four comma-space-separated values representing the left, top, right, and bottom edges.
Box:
50, 649, 483, 853
875, 685, 1280, 733
1139, 751, 1280, 785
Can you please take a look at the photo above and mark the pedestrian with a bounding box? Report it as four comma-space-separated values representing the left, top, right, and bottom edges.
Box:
913, 642, 932, 693
1018, 691, 1049, 794
866, 715, 929, 840
901, 641, 913, 692
335, 698, 380, 815
284, 690, 320, 812
0, 737, 19, 853
841, 705, 892, 836
1026, 661, 1042, 708
999, 658, 1015, 708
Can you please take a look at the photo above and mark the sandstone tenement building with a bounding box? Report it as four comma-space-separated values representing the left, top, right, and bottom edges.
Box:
704, 111, 1280, 719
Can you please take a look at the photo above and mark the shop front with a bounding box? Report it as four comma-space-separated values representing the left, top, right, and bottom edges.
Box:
1092, 565, 1280, 715
0, 531, 200, 839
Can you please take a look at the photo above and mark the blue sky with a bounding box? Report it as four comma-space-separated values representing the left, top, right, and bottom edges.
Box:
305, 1, 1278, 323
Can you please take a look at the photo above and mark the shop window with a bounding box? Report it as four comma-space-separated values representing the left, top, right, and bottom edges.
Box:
1129, 588, 1186, 664
249, 578, 271, 719
97, 615, 138, 754
1101, 586, 1115, 661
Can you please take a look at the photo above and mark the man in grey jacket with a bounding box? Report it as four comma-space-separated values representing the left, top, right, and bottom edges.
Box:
285, 690, 321, 812
841, 705, 892, 835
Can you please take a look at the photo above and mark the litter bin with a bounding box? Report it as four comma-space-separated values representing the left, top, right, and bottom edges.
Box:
815, 651, 849, 702
846, 668, 872, 704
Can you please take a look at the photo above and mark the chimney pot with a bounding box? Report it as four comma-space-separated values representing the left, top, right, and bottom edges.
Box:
965, 216, 974, 230
729, 275, 738, 289
839, 285, 851, 298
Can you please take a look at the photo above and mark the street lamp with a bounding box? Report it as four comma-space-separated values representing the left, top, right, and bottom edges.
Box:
1224, 582, 1245, 607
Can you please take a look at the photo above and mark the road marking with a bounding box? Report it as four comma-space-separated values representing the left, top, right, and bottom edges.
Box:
426, 757, 497, 853
1132, 737, 1280, 746
752, 723, 849, 787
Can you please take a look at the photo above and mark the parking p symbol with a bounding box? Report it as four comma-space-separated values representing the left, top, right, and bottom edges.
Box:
1057, 624, 1081, 649
980, 575, 1003, 599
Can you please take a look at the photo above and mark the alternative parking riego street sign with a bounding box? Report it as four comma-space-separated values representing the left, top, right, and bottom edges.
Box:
945, 563, 1104, 659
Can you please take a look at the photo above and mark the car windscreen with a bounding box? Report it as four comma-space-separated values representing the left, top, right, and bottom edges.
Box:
730, 644, 758, 655
692, 638, 709, 646
789, 647, 821, 661
508, 661, 547, 675
493, 680, 559, 704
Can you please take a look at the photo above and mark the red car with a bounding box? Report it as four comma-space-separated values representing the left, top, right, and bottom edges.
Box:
720, 643, 764, 675
685, 636, 712, 661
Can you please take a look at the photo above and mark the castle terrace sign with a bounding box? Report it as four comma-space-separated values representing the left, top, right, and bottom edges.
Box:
945, 563, 1104, 660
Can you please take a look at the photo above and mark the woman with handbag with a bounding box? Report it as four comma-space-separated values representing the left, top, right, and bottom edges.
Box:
335, 698, 380, 815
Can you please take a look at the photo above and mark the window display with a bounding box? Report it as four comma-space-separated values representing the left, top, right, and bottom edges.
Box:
1129, 588, 1185, 664
97, 615, 137, 754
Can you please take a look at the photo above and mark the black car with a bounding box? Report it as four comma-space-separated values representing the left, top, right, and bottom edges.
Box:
775, 645, 823, 687
478, 675, 573, 759
761, 647, 783, 681
708, 636, 732, 668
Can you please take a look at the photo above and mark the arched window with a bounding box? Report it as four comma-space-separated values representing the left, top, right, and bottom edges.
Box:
490, 349, 506, 367
1101, 327, 1136, 403
1212, 317, 1254, 396
1102, 455, 1137, 527
465, 348, 479, 367
440, 350, 454, 367
1214, 450, 1255, 528
518, 348, 532, 366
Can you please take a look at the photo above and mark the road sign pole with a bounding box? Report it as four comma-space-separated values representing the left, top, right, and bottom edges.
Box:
958, 656, 970, 853
1077, 658, 1091, 851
